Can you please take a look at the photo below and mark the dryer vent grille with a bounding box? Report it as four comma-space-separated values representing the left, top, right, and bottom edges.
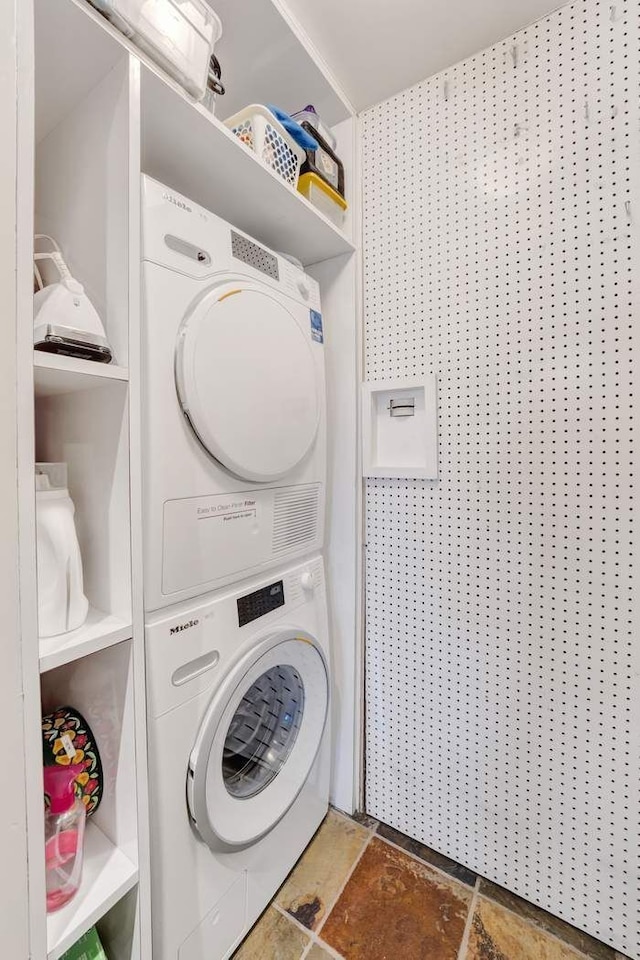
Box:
231, 232, 279, 280
273, 486, 320, 556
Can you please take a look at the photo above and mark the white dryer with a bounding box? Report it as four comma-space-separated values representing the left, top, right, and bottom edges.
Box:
141, 176, 326, 612
145, 555, 330, 960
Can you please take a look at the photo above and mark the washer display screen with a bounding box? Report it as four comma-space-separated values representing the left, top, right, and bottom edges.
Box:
222, 665, 305, 799
237, 581, 285, 627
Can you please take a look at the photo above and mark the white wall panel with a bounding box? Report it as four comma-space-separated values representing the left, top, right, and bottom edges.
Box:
284, 0, 567, 111
362, 2, 640, 956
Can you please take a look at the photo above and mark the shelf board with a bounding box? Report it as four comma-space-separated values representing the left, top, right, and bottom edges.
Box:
47, 823, 138, 960
39, 607, 132, 673
141, 67, 355, 265
34, 353, 128, 397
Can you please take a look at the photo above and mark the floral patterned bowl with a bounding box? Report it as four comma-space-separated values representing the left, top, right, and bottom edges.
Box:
42, 706, 103, 817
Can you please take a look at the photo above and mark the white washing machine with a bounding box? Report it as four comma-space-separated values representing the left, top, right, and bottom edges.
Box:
145, 554, 331, 960
141, 176, 326, 612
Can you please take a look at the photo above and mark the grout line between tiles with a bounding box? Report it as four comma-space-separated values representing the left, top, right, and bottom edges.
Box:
273, 902, 345, 959
312, 939, 345, 960
273, 901, 310, 934
333, 821, 603, 960
456, 884, 479, 960
314, 827, 375, 939
465, 868, 603, 960
284, 881, 617, 960
271, 812, 373, 960
299, 938, 315, 960
277, 809, 613, 960
372, 830, 476, 897
271, 821, 374, 958
471, 893, 595, 960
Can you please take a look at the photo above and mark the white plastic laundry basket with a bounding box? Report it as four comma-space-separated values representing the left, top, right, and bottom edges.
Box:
225, 105, 305, 187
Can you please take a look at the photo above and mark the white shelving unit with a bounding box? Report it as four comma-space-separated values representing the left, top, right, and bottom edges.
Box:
36, 0, 355, 265
10, 0, 360, 957
46, 824, 138, 960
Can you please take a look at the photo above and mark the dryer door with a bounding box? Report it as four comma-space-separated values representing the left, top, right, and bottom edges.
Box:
187, 631, 328, 849
175, 282, 320, 483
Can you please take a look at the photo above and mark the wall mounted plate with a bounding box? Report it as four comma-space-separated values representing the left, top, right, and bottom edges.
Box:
362, 375, 438, 479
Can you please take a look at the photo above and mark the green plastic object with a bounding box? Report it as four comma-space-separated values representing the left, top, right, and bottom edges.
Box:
60, 927, 107, 960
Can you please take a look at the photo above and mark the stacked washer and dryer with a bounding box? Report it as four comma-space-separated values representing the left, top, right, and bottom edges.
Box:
140, 176, 332, 960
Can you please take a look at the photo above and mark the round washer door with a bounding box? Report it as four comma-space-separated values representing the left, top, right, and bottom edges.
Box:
188, 631, 329, 849
176, 283, 320, 483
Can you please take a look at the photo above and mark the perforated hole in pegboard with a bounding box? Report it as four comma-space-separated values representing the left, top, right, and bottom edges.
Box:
362, 2, 640, 957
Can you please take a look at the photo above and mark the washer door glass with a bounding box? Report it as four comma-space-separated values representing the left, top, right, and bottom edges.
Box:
188, 633, 328, 849
176, 283, 320, 483
223, 663, 305, 799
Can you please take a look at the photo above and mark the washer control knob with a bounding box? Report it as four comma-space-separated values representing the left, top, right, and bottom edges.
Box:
300, 571, 315, 591
297, 280, 310, 300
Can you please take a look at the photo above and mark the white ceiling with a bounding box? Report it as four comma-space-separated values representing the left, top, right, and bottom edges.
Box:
283, 0, 567, 112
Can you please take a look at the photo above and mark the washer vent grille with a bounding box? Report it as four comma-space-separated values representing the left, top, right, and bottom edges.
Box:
273, 486, 319, 556
231, 232, 279, 280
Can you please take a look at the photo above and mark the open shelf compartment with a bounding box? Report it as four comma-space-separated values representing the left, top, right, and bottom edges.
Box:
46, 824, 138, 960
35, 0, 132, 369
41, 641, 139, 958
35, 377, 132, 636
141, 66, 355, 265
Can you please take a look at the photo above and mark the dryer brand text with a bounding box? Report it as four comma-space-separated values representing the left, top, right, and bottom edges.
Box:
163, 192, 192, 213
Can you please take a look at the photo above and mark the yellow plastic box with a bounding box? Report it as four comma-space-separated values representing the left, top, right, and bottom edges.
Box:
298, 172, 347, 228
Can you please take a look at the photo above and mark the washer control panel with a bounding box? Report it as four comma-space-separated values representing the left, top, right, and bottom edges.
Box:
237, 580, 285, 627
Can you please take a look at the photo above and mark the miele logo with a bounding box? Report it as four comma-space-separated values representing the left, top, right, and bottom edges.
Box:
162, 192, 192, 213
170, 618, 199, 635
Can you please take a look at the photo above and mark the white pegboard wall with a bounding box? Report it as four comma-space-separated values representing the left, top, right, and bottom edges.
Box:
362, 1, 640, 956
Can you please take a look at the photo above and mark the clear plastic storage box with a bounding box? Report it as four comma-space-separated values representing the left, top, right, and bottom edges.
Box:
90, 0, 222, 100
298, 172, 347, 227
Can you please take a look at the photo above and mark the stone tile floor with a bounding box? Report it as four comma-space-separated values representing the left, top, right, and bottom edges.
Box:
232, 809, 632, 960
